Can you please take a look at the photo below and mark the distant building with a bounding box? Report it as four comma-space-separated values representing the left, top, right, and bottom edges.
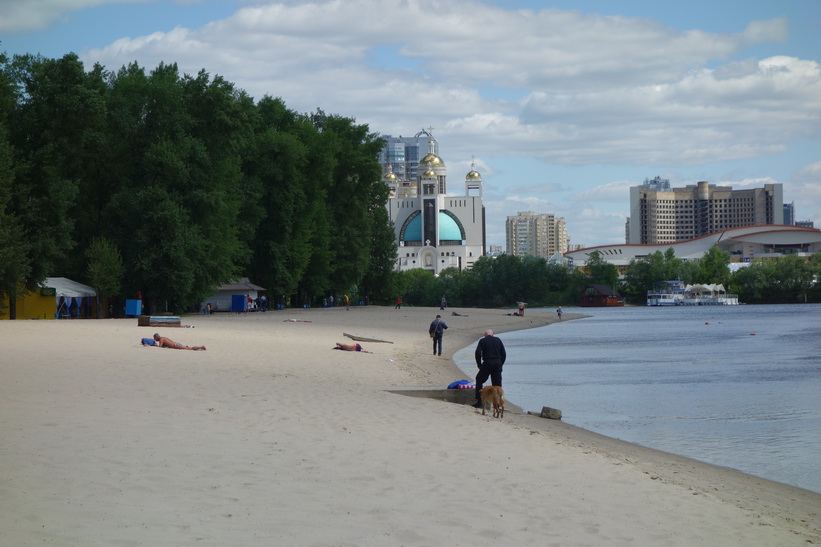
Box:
784, 202, 795, 225
505, 211, 569, 258
627, 178, 783, 244
487, 245, 503, 257
567, 224, 821, 268
382, 130, 486, 274
378, 131, 432, 184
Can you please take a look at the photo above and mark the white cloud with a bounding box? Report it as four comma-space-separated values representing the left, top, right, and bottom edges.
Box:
80, 2, 816, 172
0, 0, 153, 33
793, 161, 821, 182
20, 0, 818, 246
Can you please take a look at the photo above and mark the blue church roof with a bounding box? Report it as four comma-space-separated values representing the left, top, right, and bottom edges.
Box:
439, 212, 462, 240
403, 212, 462, 242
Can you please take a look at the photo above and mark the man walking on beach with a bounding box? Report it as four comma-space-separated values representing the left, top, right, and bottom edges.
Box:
473, 329, 506, 408
429, 314, 448, 356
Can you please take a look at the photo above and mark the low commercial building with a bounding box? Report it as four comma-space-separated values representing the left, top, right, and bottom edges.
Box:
566, 224, 821, 268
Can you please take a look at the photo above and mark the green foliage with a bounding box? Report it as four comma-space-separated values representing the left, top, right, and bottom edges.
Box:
85, 236, 124, 318
581, 250, 620, 290
695, 246, 731, 286
0, 53, 397, 315
398, 268, 439, 306
0, 120, 31, 315
731, 255, 817, 304
2, 54, 82, 304
621, 248, 684, 304
361, 206, 398, 303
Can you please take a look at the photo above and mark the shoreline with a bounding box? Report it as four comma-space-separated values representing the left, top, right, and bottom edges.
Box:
2, 306, 819, 545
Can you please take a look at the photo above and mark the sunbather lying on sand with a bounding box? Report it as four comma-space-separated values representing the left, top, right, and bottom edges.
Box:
333, 342, 373, 354
153, 333, 206, 351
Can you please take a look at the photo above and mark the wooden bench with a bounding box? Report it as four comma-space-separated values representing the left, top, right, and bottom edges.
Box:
138, 315, 181, 327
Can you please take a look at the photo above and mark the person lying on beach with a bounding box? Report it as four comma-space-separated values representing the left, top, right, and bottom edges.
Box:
153, 333, 206, 351
333, 342, 373, 354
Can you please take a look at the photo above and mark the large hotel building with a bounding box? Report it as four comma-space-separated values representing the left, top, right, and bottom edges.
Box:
626, 177, 784, 245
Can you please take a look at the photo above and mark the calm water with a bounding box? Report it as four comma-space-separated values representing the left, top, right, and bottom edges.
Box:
455, 304, 821, 493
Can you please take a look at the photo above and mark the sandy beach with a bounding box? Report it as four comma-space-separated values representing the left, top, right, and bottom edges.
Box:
2, 306, 819, 546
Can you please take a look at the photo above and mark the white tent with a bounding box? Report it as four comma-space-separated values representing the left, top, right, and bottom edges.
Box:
44, 277, 96, 318
684, 283, 726, 296
44, 277, 96, 298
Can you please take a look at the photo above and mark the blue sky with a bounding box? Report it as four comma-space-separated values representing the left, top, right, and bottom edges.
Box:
2, 0, 820, 249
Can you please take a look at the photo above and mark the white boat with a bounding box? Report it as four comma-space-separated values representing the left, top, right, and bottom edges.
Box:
647, 281, 739, 306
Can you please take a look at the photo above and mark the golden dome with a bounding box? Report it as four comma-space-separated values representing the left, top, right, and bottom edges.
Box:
383, 172, 398, 182
419, 153, 445, 167
421, 168, 437, 178
466, 170, 481, 180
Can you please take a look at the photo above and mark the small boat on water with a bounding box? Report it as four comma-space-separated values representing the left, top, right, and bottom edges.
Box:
647, 281, 739, 306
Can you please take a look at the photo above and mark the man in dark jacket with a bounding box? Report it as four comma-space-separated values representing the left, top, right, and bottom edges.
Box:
473, 329, 506, 408
429, 314, 448, 356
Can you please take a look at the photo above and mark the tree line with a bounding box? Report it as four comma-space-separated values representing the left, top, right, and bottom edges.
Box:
1, 53, 396, 317
392, 247, 821, 308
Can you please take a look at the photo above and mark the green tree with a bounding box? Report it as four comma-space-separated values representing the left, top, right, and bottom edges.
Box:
85, 236, 124, 318
622, 248, 682, 304
311, 110, 386, 293
245, 97, 317, 299
101, 62, 252, 311
770, 255, 813, 303
694, 246, 730, 285
361, 206, 398, 303
2, 54, 81, 315
400, 268, 438, 306
0, 116, 31, 317
583, 250, 620, 290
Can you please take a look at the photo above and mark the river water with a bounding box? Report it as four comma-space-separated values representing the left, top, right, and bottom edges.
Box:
455, 303, 821, 493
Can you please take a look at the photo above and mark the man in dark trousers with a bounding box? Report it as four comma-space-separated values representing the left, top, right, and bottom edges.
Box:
473, 329, 506, 408
428, 314, 448, 356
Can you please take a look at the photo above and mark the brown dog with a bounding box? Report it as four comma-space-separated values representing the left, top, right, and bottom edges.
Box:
479, 386, 505, 418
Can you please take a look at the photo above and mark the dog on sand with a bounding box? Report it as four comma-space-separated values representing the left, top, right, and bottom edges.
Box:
479, 386, 504, 418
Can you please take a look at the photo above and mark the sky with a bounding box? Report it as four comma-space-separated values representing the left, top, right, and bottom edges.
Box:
2, 0, 820, 249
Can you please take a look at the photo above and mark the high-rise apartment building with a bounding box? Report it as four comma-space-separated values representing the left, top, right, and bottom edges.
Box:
378, 131, 432, 183
626, 178, 784, 244
506, 211, 569, 257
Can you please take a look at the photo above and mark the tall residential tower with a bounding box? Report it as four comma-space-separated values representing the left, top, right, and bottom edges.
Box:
506, 211, 569, 258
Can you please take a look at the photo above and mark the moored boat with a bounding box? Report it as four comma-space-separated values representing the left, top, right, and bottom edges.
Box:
647, 281, 739, 306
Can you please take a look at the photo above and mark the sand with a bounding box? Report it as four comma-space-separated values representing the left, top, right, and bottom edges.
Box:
1, 306, 819, 546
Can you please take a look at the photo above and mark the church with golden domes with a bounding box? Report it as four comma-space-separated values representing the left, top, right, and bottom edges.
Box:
381, 129, 486, 274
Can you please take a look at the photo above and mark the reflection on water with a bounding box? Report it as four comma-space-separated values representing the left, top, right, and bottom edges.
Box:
455, 304, 821, 493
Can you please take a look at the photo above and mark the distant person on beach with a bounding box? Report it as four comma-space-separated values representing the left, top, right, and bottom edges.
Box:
517, 301, 526, 317
334, 342, 373, 354
473, 329, 506, 408
395, 297, 402, 309
440, 295, 447, 310
153, 333, 206, 351
429, 314, 448, 356
557, 306, 563, 321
